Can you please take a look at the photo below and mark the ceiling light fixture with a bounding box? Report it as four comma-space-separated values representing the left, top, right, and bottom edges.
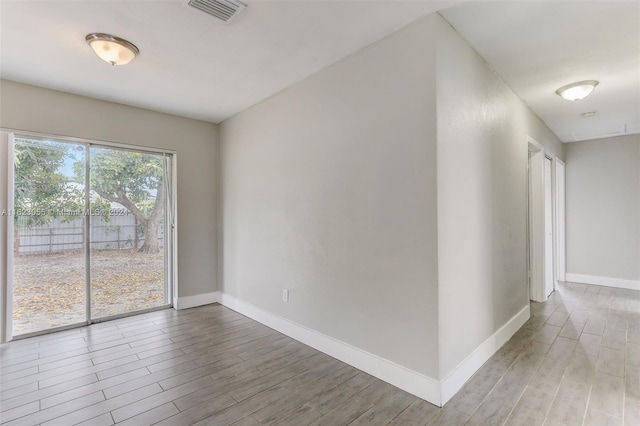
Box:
555, 80, 599, 101
85, 33, 139, 66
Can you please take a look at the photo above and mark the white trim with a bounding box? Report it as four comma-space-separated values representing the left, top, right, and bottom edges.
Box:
528, 136, 546, 302
439, 304, 530, 405
544, 156, 554, 297
555, 159, 566, 282
170, 154, 179, 311
4, 134, 15, 343
174, 291, 221, 310
220, 293, 442, 406
0, 133, 11, 343
565, 273, 640, 291
1, 128, 177, 156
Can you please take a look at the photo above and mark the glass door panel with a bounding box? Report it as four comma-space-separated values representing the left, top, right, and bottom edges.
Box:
89, 147, 169, 319
12, 138, 87, 335
8, 135, 172, 338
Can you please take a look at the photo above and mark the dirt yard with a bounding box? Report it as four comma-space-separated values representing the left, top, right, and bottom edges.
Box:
12, 249, 165, 335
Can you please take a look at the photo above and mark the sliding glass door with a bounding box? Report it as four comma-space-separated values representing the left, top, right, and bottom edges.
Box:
89, 146, 170, 320
12, 138, 87, 334
10, 135, 173, 337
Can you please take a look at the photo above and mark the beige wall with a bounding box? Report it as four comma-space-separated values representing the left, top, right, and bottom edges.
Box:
566, 135, 640, 282
1, 9, 573, 401
435, 15, 565, 379
0, 79, 219, 298
219, 10, 569, 393
220, 15, 440, 378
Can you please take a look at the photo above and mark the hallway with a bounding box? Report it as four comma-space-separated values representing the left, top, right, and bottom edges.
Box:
445, 281, 639, 425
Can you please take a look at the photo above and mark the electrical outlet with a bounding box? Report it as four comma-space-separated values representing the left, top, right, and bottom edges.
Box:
282, 289, 289, 303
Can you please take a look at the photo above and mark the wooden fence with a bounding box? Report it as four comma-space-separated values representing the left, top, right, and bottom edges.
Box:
14, 215, 164, 254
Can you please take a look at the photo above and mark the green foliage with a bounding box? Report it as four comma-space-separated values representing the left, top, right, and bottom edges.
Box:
76, 149, 163, 216
82, 149, 165, 253
14, 139, 165, 253
13, 139, 84, 227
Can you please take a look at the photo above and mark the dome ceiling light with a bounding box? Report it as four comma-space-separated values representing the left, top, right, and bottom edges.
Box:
555, 80, 599, 101
85, 33, 139, 66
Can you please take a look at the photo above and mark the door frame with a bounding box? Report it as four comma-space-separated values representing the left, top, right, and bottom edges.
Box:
555, 158, 566, 282
544, 155, 554, 297
0, 133, 13, 343
1, 129, 178, 342
527, 136, 546, 302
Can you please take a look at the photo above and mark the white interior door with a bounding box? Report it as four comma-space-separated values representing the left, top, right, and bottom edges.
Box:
528, 137, 545, 302
544, 157, 554, 297
555, 159, 566, 282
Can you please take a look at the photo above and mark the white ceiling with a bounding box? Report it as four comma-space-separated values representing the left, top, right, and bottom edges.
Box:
0, 0, 455, 123
1, 0, 638, 142
441, 0, 640, 142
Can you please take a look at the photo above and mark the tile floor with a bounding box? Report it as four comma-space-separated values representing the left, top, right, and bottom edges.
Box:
0, 281, 638, 425
444, 281, 639, 426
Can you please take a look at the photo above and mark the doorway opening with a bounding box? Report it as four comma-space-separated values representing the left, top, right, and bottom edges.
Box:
544, 155, 555, 298
555, 159, 566, 282
527, 137, 564, 302
527, 137, 546, 302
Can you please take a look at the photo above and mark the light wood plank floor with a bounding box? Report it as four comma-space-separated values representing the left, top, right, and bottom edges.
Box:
1, 281, 638, 425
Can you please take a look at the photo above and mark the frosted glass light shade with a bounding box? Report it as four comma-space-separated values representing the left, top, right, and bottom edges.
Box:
85, 33, 139, 66
556, 80, 598, 101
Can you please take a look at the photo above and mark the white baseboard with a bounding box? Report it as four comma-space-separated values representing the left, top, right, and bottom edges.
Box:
217, 294, 531, 407
174, 291, 221, 310
439, 304, 530, 405
220, 293, 442, 406
565, 273, 640, 291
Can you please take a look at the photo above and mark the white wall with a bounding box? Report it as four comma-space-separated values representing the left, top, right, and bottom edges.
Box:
435, 16, 565, 380
219, 11, 570, 404
220, 15, 440, 378
566, 135, 640, 285
0, 11, 571, 404
0, 79, 219, 298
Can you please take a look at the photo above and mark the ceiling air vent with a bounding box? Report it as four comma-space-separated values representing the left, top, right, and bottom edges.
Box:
185, 0, 247, 23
